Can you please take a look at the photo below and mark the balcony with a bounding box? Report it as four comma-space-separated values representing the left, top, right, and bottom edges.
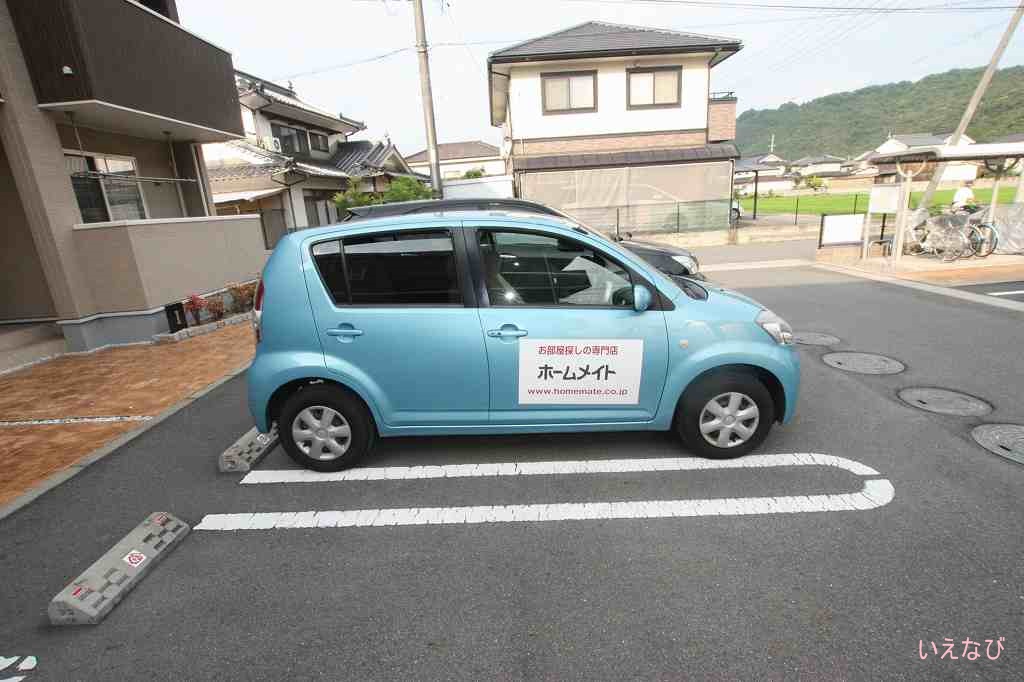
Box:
72, 215, 267, 315
8, 0, 243, 142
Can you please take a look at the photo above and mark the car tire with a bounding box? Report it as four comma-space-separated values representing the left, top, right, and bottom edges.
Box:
278, 384, 375, 472
730, 208, 741, 223
675, 371, 774, 459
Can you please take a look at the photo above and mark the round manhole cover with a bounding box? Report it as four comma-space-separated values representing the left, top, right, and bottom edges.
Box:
794, 332, 841, 346
972, 424, 1024, 465
822, 352, 905, 375
898, 388, 992, 417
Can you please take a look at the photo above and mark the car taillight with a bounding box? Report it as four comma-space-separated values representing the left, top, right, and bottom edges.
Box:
254, 280, 264, 312
253, 279, 264, 343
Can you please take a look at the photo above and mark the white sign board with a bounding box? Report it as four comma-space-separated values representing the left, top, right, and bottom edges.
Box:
868, 185, 900, 214
518, 339, 643, 405
820, 213, 865, 246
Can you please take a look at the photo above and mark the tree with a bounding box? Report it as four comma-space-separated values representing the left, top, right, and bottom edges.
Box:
381, 176, 433, 203
332, 176, 433, 212
802, 175, 824, 191
332, 178, 378, 211
463, 168, 484, 179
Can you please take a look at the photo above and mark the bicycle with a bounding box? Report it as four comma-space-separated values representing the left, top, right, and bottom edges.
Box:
907, 213, 972, 261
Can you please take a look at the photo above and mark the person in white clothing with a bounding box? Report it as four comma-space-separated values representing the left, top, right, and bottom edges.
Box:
952, 181, 976, 210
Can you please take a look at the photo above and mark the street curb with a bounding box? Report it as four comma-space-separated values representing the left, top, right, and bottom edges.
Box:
812, 263, 1024, 314
0, 364, 249, 522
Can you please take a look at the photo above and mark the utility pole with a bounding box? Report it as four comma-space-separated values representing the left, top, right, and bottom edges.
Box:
769, 134, 775, 154
412, 0, 442, 197
918, 1, 1024, 211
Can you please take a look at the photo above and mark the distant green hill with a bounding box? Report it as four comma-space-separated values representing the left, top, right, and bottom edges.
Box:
735, 65, 1024, 160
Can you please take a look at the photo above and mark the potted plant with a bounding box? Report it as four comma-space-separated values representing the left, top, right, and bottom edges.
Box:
183, 294, 206, 326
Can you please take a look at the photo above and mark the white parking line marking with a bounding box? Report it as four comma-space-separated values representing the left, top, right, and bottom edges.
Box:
0, 415, 152, 428
195, 478, 895, 530
200, 454, 894, 531
987, 289, 1024, 297
240, 453, 880, 484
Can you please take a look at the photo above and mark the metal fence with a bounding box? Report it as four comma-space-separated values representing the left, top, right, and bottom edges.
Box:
564, 200, 732, 237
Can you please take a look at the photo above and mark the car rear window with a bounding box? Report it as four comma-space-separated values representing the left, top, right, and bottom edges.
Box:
311, 230, 461, 306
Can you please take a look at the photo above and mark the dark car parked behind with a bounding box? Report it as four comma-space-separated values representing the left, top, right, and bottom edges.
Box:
345, 198, 704, 280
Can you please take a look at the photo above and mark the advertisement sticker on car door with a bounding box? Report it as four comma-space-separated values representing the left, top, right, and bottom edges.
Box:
518, 339, 643, 405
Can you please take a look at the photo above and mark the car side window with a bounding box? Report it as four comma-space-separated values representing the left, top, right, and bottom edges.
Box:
311, 230, 461, 306
478, 230, 633, 308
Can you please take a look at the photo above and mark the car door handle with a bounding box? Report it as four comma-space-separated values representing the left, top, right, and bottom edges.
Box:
326, 328, 364, 337
487, 328, 528, 338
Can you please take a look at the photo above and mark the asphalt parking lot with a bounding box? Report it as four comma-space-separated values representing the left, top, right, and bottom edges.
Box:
959, 279, 1024, 302
1, 265, 1021, 680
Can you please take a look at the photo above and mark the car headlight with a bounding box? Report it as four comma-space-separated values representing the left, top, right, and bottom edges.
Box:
671, 254, 699, 274
756, 310, 794, 345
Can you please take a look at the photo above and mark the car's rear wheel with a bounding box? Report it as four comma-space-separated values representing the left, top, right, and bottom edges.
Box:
675, 371, 774, 458
730, 208, 741, 223
279, 385, 374, 471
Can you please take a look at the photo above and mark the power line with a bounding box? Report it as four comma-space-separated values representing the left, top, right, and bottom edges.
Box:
280, 1, 1019, 80
557, 0, 1019, 11
278, 46, 413, 79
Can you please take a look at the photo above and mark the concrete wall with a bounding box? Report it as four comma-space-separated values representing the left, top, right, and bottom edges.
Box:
56, 125, 186, 219
73, 214, 266, 313
0, 138, 57, 319
443, 175, 515, 199
507, 54, 711, 140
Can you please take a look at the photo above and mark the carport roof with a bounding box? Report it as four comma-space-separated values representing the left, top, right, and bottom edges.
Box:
870, 142, 1024, 164
513, 143, 739, 172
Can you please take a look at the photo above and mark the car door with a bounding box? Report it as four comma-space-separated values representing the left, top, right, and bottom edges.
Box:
467, 223, 669, 425
304, 224, 489, 428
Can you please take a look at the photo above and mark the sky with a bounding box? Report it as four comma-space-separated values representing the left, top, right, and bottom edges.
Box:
177, 0, 1024, 156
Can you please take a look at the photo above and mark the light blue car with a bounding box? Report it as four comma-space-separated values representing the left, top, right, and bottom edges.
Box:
248, 210, 799, 471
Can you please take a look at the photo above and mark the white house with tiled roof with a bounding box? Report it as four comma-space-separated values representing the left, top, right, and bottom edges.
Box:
406, 141, 505, 179
872, 132, 978, 183
203, 71, 419, 244
487, 21, 743, 230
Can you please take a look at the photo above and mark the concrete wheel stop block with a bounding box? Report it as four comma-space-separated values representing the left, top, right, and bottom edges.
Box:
219, 425, 279, 473
49, 512, 190, 625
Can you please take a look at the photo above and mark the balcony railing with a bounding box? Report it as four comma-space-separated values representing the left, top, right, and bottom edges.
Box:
710, 91, 737, 101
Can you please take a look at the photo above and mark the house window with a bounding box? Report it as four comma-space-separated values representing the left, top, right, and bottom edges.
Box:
541, 71, 596, 114
271, 123, 309, 155
65, 153, 147, 223
309, 132, 330, 152
627, 67, 681, 109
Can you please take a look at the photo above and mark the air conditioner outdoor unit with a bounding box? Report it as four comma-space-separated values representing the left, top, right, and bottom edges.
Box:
261, 136, 282, 152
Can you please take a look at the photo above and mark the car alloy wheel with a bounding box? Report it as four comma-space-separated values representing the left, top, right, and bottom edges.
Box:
698, 391, 760, 448
291, 406, 352, 461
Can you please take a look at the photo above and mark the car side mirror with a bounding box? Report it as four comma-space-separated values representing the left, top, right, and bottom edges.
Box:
632, 284, 652, 313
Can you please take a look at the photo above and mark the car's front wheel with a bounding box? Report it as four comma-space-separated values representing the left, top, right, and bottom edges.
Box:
730, 207, 741, 223
675, 371, 774, 458
279, 385, 375, 471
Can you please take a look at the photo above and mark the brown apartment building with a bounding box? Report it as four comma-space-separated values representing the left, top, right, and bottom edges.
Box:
0, 0, 266, 360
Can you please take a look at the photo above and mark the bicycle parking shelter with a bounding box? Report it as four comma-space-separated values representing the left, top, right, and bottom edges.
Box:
865, 142, 1024, 263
